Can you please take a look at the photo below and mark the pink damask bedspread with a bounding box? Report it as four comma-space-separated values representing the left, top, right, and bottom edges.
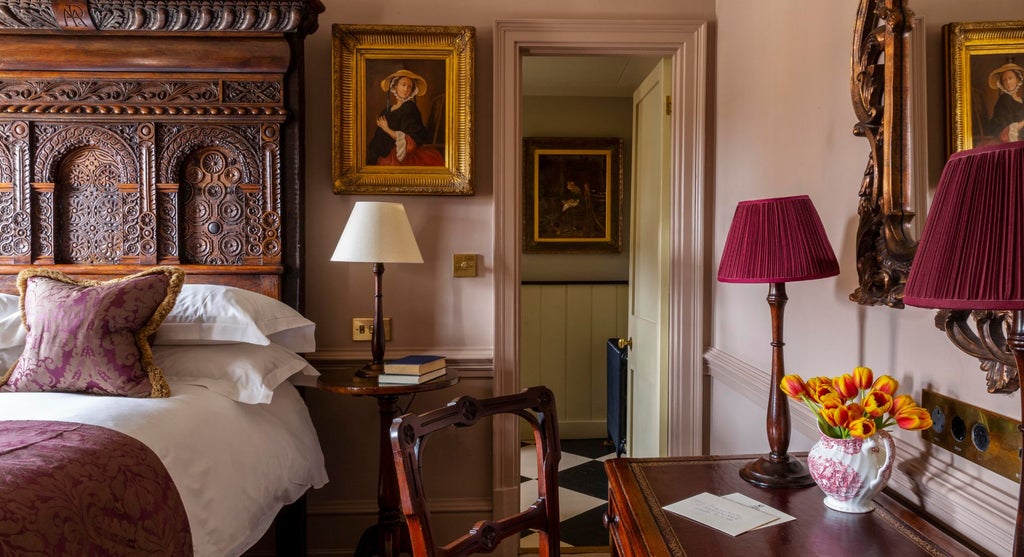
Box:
0, 420, 193, 556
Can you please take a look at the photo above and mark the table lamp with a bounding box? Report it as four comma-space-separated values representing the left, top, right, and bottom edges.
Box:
718, 195, 840, 488
332, 201, 423, 377
903, 141, 1024, 556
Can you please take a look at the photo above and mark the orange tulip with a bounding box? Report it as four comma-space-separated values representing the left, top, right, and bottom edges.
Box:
832, 374, 858, 400
895, 407, 933, 431
872, 375, 899, 396
863, 390, 893, 418
780, 375, 807, 400
848, 417, 876, 439
852, 366, 874, 390
822, 405, 851, 429
890, 394, 916, 416
845, 402, 865, 421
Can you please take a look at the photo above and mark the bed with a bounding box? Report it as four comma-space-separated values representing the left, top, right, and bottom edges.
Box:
0, 1, 327, 555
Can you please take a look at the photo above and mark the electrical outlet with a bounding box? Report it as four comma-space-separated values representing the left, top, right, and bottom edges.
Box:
921, 389, 1021, 481
352, 317, 392, 341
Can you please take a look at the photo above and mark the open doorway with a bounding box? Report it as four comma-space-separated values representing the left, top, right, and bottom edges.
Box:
493, 19, 709, 551
519, 54, 660, 444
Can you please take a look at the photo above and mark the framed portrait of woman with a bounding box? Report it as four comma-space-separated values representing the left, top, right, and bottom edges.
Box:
332, 24, 474, 195
945, 20, 1024, 153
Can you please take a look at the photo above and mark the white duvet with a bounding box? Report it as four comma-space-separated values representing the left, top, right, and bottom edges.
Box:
0, 380, 329, 556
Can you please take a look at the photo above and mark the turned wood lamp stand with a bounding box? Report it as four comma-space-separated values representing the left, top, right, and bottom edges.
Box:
717, 195, 840, 489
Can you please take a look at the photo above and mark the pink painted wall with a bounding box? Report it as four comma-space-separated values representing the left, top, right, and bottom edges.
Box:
297, 0, 1024, 553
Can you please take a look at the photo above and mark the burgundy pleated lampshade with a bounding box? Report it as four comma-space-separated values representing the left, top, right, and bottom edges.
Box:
904, 141, 1024, 310
718, 195, 839, 283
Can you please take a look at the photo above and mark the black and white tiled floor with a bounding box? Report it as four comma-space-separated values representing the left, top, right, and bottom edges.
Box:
520, 439, 616, 552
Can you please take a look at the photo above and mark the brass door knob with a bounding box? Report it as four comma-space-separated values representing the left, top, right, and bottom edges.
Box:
617, 337, 632, 350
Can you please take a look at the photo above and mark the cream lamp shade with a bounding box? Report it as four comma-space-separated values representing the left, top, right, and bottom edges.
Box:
331, 202, 424, 264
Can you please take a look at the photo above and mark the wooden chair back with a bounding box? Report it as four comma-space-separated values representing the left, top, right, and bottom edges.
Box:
390, 385, 561, 556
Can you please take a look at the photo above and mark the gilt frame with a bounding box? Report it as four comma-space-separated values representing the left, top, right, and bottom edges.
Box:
945, 20, 1024, 154
331, 24, 474, 195
522, 136, 623, 254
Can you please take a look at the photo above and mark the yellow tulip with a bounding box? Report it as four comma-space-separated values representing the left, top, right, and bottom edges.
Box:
872, 375, 899, 396
863, 390, 893, 418
848, 417, 876, 438
812, 384, 839, 404
780, 375, 807, 400
819, 393, 844, 410
852, 366, 874, 390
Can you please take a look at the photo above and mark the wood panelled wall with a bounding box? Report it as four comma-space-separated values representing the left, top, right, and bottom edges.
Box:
520, 283, 628, 439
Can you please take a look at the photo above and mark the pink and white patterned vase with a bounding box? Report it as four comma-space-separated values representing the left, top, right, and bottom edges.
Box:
806, 429, 895, 513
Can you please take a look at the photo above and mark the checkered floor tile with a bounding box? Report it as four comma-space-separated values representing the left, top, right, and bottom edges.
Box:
519, 439, 617, 550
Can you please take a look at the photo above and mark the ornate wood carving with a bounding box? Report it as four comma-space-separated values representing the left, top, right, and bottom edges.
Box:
936, 310, 1019, 394
0, 0, 321, 306
849, 0, 917, 308
56, 146, 128, 264
181, 147, 248, 265
0, 78, 284, 117
0, 1, 323, 34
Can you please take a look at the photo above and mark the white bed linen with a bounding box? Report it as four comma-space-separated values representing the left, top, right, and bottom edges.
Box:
0, 380, 328, 556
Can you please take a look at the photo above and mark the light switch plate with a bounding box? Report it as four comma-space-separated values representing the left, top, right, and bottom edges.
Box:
453, 253, 477, 277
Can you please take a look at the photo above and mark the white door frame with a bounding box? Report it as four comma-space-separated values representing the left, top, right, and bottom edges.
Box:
492, 18, 708, 534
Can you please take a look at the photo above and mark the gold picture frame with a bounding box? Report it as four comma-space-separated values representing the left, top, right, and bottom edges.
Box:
332, 24, 475, 195
945, 20, 1024, 153
522, 137, 623, 254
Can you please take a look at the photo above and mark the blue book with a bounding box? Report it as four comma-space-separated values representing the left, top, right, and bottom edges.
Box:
383, 355, 446, 375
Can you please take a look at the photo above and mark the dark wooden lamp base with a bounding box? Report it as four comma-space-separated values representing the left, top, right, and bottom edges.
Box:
356, 363, 384, 378
740, 454, 815, 489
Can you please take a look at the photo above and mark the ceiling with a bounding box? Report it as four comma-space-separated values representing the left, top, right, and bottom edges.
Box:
521, 55, 663, 98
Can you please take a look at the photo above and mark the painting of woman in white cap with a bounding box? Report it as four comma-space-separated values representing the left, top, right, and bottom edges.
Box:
366, 68, 445, 166
985, 60, 1024, 143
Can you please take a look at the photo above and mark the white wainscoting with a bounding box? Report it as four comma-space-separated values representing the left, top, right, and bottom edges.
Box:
704, 346, 1015, 556
520, 283, 628, 440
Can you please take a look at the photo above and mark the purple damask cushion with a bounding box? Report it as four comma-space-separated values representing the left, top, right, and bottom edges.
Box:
0, 267, 185, 397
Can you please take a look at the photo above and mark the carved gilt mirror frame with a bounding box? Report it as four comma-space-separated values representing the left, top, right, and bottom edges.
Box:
849, 0, 916, 309
850, 0, 1020, 393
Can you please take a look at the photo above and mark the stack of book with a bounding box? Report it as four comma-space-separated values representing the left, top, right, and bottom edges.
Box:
378, 355, 447, 384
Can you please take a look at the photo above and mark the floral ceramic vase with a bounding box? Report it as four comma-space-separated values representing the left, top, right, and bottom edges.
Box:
806, 429, 895, 513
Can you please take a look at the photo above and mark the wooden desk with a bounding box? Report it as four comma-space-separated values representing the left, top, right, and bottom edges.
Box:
604, 455, 980, 557
313, 368, 460, 557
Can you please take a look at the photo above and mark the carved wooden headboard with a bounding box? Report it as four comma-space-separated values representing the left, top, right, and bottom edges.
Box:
0, 0, 323, 310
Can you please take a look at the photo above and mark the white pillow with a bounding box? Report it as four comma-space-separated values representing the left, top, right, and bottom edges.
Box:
0, 345, 23, 370
154, 284, 316, 353
0, 293, 25, 349
154, 342, 319, 404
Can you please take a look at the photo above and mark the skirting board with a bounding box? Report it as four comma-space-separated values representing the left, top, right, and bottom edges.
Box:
704, 346, 1014, 556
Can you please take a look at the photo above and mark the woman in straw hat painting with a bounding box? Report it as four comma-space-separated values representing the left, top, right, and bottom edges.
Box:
366, 68, 445, 166
985, 60, 1024, 143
